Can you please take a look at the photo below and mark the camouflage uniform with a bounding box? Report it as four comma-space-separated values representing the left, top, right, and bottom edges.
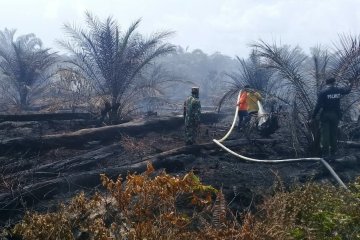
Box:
184, 88, 201, 145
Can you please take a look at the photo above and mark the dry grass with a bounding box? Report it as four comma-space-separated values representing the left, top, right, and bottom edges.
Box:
8, 165, 360, 240
119, 135, 155, 161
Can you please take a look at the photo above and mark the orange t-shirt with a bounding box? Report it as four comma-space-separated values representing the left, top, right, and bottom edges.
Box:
238, 91, 248, 110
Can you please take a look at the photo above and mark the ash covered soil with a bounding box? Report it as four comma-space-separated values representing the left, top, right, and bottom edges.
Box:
0, 113, 359, 226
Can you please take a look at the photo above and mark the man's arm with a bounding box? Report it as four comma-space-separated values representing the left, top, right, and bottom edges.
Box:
339, 85, 351, 95
255, 92, 263, 102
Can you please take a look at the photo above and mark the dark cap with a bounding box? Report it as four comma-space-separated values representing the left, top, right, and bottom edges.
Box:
244, 85, 250, 89
191, 87, 199, 94
326, 78, 336, 84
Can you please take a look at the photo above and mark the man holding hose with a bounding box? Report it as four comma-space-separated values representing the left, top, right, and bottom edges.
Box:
237, 85, 262, 131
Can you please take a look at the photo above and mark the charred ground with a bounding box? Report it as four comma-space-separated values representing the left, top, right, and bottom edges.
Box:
0, 112, 359, 228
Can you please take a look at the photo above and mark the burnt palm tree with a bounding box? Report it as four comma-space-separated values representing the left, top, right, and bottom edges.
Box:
218, 50, 275, 110
252, 36, 360, 152
0, 29, 57, 110
136, 64, 181, 113
59, 12, 175, 122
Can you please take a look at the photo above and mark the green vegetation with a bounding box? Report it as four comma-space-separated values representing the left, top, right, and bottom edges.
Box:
249, 179, 360, 239
8, 165, 360, 240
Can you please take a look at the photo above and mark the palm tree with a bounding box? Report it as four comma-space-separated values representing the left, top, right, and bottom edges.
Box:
252, 36, 360, 153
59, 12, 175, 122
218, 50, 275, 110
0, 29, 57, 110
136, 64, 180, 113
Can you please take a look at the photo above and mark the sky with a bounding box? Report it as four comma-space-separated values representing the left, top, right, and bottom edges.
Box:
0, 0, 359, 57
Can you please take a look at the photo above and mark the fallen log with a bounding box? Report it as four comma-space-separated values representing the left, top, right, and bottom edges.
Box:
0, 112, 225, 153
0, 117, 182, 153
143, 138, 281, 160
0, 138, 282, 210
0, 146, 199, 223
5, 144, 123, 181
4, 138, 283, 183
0, 112, 93, 122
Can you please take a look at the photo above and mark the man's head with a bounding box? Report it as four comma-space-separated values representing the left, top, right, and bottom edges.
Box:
191, 87, 199, 98
326, 78, 336, 85
244, 85, 255, 93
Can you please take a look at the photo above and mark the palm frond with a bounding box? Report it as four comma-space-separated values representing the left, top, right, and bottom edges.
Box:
252, 40, 313, 114
331, 34, 360, 86
212, 189, 227, 229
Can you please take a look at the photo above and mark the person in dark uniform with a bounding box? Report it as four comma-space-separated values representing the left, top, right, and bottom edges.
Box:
312, 78, 352, 157
183, 87, 201, 145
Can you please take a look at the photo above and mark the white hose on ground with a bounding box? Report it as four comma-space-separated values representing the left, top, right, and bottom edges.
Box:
213, 90, 348, 189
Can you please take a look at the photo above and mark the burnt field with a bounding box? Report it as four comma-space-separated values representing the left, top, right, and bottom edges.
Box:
1, 112, 359, 227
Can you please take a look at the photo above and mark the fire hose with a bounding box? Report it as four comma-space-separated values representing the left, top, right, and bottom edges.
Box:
213, 90, 348, 189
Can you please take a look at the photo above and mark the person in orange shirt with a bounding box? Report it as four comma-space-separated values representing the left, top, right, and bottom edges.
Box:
246, 86, 263, 117
237, 85, 250, 131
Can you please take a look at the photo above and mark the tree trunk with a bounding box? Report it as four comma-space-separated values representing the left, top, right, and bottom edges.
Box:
308, 119, 321, 155
109, 102, 120, 124
19, 85, 29, 110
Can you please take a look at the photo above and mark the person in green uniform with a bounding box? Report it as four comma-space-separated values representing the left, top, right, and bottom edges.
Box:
183, 87, 201, 145
312, 78, 352, 157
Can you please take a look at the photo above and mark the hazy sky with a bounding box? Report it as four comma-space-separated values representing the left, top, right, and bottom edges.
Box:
0, 0, 359, 57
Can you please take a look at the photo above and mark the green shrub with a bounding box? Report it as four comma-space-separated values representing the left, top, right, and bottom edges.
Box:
246, 177, 360, 240
10, 165, 360, 240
